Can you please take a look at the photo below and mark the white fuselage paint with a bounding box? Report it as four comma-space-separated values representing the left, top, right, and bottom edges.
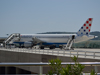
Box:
20, 34, 94, 44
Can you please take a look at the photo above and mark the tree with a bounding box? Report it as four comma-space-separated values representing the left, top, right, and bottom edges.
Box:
48, 58, 62, 75
61, 56, 84, 75
48, 56, 97, 75
90, 69, 97, 75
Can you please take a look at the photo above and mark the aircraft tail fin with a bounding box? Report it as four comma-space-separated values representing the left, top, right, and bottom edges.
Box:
77, 18, 93, 36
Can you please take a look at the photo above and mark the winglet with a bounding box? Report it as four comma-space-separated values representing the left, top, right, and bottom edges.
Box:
77, 18, 93, 36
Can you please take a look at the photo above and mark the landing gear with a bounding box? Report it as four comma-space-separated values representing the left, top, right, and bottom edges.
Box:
40, 46, 44, 49
39, 45, 56, 49
49, 46, 55, 49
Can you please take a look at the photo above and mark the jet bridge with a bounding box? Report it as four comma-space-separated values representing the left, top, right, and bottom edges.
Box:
4, 33, 20, 47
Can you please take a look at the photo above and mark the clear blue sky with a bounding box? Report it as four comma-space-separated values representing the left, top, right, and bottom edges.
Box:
0, 0, 100, 37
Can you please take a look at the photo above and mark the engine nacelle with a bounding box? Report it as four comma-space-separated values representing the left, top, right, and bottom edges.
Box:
23, 42, 33, 48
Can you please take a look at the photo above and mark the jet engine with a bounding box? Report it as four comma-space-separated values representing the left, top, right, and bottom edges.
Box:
23, 42, 33, 48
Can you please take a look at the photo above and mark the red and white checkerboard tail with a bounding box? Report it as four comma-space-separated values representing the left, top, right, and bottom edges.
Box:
77, 18, 93, 36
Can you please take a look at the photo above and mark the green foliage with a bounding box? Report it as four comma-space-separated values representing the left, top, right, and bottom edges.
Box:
61, 56, 85, 75
71, 55, 78, 62
48, 58, 62, 75
90, 70, 97, 75
61, 64, 72, 75
47, 56, 97, 75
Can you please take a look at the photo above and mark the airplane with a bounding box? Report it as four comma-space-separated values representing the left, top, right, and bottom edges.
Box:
4, 18, 97, 49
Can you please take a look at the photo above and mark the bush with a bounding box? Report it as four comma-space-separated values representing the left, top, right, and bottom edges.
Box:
61, 56, 84, 75
47, 56, 97, 75
48, 58, 62, 75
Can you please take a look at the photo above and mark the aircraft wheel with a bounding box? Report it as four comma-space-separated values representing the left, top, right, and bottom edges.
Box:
40, 46, 44, 49
49, 46, 55, 49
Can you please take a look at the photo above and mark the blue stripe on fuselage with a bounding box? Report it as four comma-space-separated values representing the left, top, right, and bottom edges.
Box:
13, 42, 24, 44
14, 42, 66, 45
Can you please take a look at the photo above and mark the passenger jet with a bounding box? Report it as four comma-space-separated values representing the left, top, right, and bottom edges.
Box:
5, 18, 97, 49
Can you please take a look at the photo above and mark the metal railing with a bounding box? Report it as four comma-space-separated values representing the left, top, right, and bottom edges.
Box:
0, 62, 100, 75
0, 62, 100, 66
1, 48, 100, 59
